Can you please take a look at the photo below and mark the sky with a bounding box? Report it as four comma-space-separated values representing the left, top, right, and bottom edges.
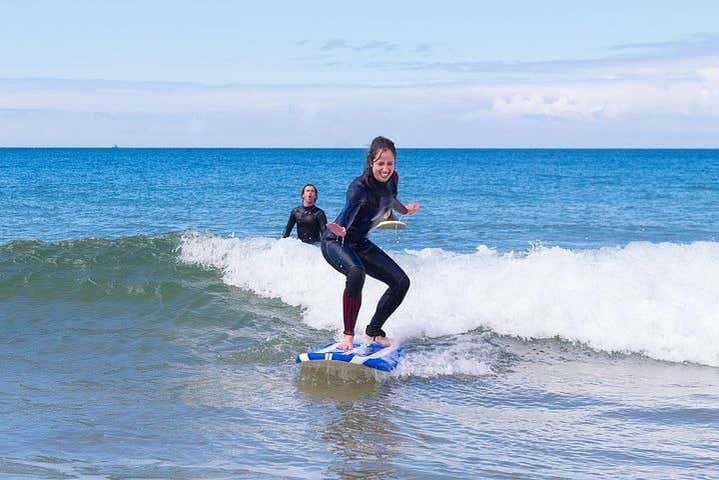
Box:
1, 0, 719, 147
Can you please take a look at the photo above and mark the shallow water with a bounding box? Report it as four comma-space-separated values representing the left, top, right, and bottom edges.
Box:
1, 148, 718, 478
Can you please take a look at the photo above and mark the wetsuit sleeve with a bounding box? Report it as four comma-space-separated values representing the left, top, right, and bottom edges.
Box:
317, 208, 327, 234
390, 173, 408, 214
282, 209, 296, 238
392, 198, 409, 215
336, 183, 366, 229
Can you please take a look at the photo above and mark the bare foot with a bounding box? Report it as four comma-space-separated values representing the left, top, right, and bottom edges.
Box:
366, 335, 391, 347
338, 334, 354, 351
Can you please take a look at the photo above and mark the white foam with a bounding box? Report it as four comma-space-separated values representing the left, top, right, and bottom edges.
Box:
393, 337, 496, 378
179, 233, 719, 367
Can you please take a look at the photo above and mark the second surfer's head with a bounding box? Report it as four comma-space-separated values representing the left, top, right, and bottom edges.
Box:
301, 184, 318, 206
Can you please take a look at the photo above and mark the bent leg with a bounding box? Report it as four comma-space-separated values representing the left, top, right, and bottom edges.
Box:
356, 241, 410, 337
321, 239, 366, 336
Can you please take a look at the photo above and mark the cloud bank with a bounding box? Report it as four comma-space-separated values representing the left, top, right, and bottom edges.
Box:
1, 41, 718, 146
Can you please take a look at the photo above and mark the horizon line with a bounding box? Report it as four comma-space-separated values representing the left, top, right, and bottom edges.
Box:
1, 145, 718, 150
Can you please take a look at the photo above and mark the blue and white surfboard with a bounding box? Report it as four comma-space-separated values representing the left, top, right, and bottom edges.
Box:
295, 341, 403, 372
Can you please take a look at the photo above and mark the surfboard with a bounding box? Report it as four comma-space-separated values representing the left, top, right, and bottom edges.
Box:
375, 220, 407, 230
295, 341, 403, 372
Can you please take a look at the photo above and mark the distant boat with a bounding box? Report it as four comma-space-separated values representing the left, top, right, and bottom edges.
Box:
111, 145, 119, 149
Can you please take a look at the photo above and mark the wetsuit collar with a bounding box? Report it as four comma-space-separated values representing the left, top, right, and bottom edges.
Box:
365, 174, 389, 191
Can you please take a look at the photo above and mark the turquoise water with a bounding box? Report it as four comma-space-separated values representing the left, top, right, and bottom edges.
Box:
1, 148, 718, 478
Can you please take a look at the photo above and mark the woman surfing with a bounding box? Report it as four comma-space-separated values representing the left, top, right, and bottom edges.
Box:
321, 136, 420, 351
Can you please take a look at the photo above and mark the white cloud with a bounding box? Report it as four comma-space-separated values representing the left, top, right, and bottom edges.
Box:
698, 66, 719, 83
320, 38, 348, 51
608, 33, 719, 59
1, 53, 718, 146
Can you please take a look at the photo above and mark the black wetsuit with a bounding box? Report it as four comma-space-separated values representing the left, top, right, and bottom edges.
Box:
282, 205, 327, 244
321, 173, 409, 337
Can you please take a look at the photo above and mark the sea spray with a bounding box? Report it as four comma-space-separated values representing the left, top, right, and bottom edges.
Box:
179, 233, 719, 367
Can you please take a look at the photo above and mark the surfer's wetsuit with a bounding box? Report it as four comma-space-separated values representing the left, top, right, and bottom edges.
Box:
282, 205, 327, 244
321, 173, 409, 338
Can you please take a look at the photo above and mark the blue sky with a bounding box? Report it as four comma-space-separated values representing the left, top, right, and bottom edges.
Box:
2, 1, 719, 146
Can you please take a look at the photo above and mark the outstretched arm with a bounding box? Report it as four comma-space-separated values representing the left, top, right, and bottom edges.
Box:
393, 198, 421, 216
282, 211, 296, 238
317, 210, 327, 234
327, 186, 365, 238
390, 174, 420, 216
327, 202, 362, 237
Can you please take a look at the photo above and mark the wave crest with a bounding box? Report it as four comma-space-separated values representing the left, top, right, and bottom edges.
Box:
179, 233, 719, 367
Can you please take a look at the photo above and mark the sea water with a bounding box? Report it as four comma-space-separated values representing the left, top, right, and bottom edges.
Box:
1, 148, 718, 479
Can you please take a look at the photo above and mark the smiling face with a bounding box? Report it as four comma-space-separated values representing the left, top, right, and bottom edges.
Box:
371, 149, 396, 183
301, 185, 317, 206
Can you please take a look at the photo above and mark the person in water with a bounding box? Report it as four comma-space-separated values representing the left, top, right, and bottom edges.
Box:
321, 136, 420, 351
282, 184, 327, 244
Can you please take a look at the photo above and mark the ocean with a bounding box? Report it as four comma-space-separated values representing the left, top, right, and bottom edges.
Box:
1, 148, 718, 479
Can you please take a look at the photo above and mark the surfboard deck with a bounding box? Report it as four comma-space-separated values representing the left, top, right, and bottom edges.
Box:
295, 341, 403, 372
375, 220, 407, 230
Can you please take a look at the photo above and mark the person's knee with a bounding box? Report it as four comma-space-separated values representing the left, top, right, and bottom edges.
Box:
345, 266, 365, 296
396, 273, 410, 295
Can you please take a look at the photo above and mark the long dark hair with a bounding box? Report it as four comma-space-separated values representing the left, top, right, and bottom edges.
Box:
362, 136, 398, 185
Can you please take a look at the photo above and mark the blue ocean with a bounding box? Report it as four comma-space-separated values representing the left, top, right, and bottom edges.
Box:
1, 148, 718, 479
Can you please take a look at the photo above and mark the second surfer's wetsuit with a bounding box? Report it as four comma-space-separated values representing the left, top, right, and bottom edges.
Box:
282, 205, 327, 244
321, 173, 409, 338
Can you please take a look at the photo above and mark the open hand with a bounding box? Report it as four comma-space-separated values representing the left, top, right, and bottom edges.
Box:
326, 222, 347, 237
405, 202, 421, 216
